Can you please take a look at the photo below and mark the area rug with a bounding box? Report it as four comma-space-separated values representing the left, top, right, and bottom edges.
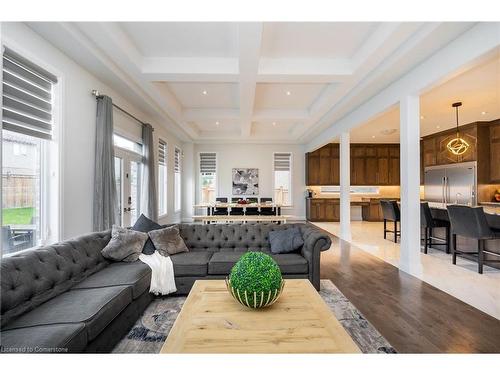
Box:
113, 279, 396, 354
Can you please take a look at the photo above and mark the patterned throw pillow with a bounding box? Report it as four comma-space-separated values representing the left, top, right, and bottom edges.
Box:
148, 225, 189, 257
101, 225, 149, 262
268, 227, 304, 254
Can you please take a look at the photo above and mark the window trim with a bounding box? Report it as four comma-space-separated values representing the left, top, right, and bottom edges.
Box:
174, 146, 182, 213
272, 151, 293, 207
198, 151, 218, 204
157, 138, 168, 218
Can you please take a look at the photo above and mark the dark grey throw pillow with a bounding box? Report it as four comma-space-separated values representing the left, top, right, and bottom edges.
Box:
269, 227, 304, 254
101, 225, 149, 262
132, 214, 162, 254
148, 225, 189, 256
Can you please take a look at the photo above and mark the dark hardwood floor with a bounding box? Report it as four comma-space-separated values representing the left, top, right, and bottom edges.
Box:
319, 233, 500, 353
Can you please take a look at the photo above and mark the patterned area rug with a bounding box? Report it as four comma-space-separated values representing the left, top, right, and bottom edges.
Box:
113, 280, 396, 353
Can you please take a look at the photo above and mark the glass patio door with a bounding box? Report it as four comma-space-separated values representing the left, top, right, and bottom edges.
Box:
114, 149, 142, 227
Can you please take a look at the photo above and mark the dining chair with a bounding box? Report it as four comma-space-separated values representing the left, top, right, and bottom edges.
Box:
259, 197, 275, 216
230, 197, 244, 216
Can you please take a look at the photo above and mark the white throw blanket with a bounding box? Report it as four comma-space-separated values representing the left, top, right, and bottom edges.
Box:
139, 251, 177, 295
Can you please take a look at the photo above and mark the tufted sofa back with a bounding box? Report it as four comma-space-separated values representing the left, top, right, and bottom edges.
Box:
178, 223, 305, 253
1, 230, 111, 327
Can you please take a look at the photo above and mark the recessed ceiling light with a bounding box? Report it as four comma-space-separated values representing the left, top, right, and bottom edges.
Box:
436, 125, 441, 129
481, 111, 488, 115
420, 115, 425, 120
215, 121, 219, 126
286, 91, 291, 96
372, 135, 376, 139
202, 90, 208, 95
272, 122, 276, 126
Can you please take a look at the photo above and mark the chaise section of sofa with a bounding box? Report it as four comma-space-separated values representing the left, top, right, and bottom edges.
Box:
0, 231, 152, 353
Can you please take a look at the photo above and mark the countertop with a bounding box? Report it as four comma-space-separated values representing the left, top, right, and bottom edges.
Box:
428, 202, 500, 216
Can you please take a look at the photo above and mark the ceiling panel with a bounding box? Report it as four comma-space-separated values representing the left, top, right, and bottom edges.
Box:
120, 22, 238, 57
164, 82, 239, 109
261, 22, 378, 59
254, 83, 326, 110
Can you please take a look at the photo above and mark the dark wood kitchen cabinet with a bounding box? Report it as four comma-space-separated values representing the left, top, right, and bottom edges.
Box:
490, 121, 500, 182
306, 143, 400, 186
306, 198, 340, 222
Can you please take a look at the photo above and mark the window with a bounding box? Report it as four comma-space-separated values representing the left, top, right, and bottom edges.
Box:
174, 147, 182, 212
2, 47, 58, 255
158, 139, 168, 216
199, 152, 216, 204
273, 152, 292, 206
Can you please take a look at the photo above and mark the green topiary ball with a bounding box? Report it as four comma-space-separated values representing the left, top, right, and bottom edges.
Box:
229, 252, 282, 307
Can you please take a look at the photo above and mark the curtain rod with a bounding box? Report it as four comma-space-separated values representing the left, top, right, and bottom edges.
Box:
91, 89, 150, 128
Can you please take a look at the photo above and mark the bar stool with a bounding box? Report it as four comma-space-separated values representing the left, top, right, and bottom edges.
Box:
380, 200, 400, 243
420, 202, 451, 254
447, 205, 500, 274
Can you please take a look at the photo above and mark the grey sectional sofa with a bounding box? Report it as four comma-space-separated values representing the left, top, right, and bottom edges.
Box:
0, 223, 331, 353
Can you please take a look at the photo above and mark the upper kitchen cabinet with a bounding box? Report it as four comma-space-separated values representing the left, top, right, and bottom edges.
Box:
306, 143, 400, 186
421, 119, 498, 184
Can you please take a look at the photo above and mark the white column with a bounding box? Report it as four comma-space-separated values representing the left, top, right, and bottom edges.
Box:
399, 96, 422, 275
340, 132, 351, 241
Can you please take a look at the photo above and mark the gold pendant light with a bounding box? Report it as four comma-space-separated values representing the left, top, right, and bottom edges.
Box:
446, 102, 469, 156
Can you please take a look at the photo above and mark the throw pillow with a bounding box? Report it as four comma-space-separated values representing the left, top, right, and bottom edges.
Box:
148, 225, 189, 256
269, 227, 304, 254
131, 214, 162, 255
101, 225, 149, 262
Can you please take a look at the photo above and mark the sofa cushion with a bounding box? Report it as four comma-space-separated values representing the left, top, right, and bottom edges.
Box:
272, 254, 308, 274
101, 226, 148, 262
71, 262, 151, 299
0, 323, 87, 353
149, 225, 189, 256
170, 252, 212, 277
3, 285, 132, 341
269, 227, 304, 254
131, 214, 163, 255
208, 252, 246, 275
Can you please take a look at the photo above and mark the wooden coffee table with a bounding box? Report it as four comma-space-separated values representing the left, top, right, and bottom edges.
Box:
160, 279, 360, 353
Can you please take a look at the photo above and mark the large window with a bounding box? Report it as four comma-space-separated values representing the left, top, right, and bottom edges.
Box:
273, 152, 292, 206
199, 152, 216, 204
174, 147, 181, 212
158, 139, 168, 216
2, 47, 58, 255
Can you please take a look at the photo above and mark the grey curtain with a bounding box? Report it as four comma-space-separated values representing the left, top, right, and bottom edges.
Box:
141, 123, 158, 221
93, 95, 118, 231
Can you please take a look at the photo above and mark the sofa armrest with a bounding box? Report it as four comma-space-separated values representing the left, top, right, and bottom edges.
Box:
299, 225, 332, 290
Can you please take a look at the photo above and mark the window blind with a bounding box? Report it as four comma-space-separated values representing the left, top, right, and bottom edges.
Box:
200, 152, 216, 174
158, 139, 167, 166
274, 152, 291, 171
2, 47, 57, 140
174, 147, 181, 173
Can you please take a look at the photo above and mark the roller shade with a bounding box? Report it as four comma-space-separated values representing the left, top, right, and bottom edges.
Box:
274, 152, 291, 171
174, 147, 181, 173
158, 139, 167, 166
200, 152, 216, 174
2, 47, 57, 140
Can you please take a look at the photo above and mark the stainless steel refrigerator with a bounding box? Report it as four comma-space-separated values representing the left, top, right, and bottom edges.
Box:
424, 161, 477, 206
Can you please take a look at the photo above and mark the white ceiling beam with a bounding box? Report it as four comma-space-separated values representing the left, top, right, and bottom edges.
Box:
257, 58, 352, 83
238, 22, 263, 137
142, 57, 239, 82
306, 22, 500, 152
252, 109, 309, 121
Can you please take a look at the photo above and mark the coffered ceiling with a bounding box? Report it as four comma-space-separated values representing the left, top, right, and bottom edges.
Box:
27, 22, 478, 143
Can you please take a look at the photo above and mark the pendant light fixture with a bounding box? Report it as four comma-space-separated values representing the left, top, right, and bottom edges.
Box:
446, 102, 469, 156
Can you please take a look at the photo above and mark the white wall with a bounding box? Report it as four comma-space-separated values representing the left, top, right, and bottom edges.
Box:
2, 22, 182, 240
192, 143, 306, 220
